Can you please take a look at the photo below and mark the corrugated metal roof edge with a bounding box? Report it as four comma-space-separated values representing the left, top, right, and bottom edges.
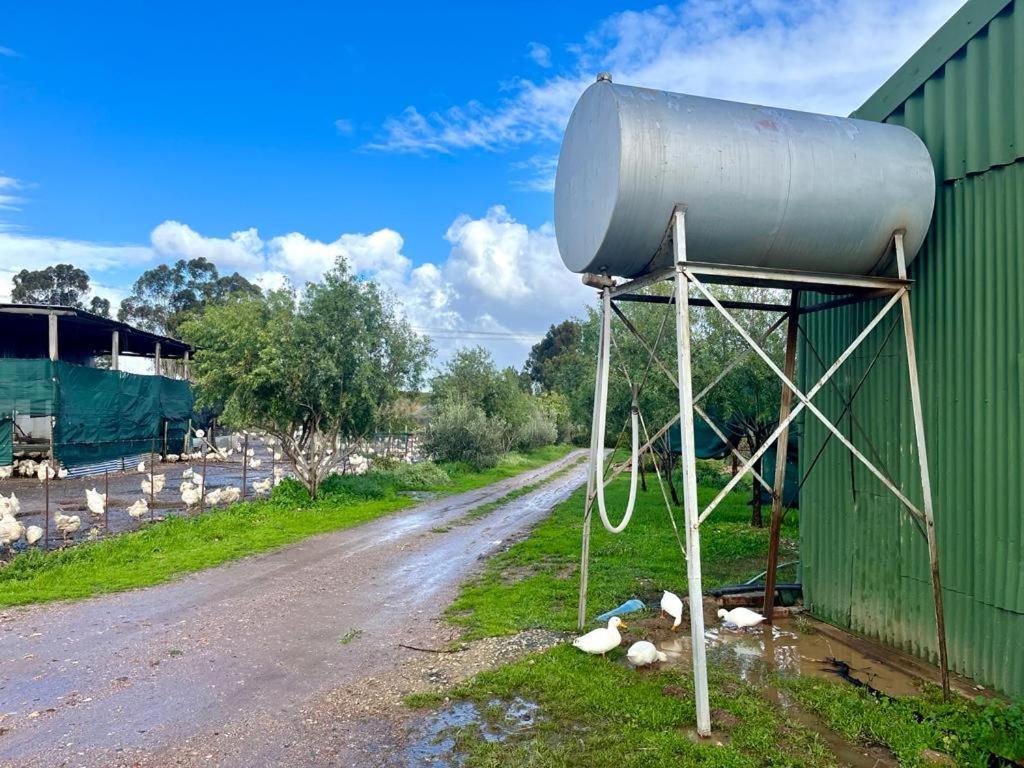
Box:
852, 0, 1012, 121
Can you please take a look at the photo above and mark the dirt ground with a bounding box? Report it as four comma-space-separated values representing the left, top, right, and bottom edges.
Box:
0, 450, 587, 768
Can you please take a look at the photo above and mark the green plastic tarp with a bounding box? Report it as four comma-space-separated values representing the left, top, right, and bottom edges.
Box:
0, 417, 11, 467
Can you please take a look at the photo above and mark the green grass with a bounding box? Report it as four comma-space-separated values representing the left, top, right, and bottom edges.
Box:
0, 444, 576, 608
446, 475, 797, 640
415, 471, 1024, 766
777, 676, 1024, 766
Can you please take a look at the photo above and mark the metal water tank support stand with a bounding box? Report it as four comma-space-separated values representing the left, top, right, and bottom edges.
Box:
576, 210, 950, 738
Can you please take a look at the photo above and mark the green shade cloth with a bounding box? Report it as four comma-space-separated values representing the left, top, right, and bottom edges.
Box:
0, 358, 193, 467
0, 417, 11, 466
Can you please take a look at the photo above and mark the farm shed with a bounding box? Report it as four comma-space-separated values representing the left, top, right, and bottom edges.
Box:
0, 304, 193, 474
799, 0, 1024, 696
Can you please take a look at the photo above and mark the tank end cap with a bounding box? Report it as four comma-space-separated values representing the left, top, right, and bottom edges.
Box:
596, 72, 612, 83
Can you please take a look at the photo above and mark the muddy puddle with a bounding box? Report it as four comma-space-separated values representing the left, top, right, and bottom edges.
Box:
402, 697, 539, 767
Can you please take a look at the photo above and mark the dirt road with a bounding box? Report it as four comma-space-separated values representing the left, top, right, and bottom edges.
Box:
0, 450, 587, 767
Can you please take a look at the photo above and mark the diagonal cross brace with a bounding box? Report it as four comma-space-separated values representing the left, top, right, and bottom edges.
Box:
686, 273, 924, 526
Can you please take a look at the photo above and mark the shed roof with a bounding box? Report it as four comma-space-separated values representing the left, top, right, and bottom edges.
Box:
0, 303, 191, 359
853, 0, 1021, 182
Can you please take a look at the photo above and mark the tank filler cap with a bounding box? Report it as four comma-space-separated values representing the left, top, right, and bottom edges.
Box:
596, 72, 612, 83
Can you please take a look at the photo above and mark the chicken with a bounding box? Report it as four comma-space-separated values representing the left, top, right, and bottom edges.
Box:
19, 459, 37, 477
182, 467, 194, 481
273, 451, 282, 461
57, 466, 68, 479
246, 447, 255, 458
141, 474, 166, 496
166, 453, 179, 463
127, 498, 149, 519
181, 484, 202, 507
25, 525, 43, 545
0, 493, 21, 516
85, 488, 106, 518
36, 462, 55, 481
219, 486, 241, 505
0, 464, 12, 479
137, 460, 147, 473
204, 488, 223, 506
249, 458, 262, 469
252, 477, 273, 495
0, 514, 25, 546
55, 513, 81, 540
86, 526, 101, 541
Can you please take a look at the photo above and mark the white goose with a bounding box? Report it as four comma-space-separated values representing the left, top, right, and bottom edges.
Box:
661, 590, 683, 630
572, 616, 625, 657
718, 607, 766, 630
626, 640, 667, 667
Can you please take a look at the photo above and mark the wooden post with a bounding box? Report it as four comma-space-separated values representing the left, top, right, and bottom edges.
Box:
111, 330, 120, 371
47, 312, 58, 361
763, 290, 801, 622
241, 433, 249, 500
154, 342, 162, 377
183, 349, 190, 380
163, 420, 168, 459
895, 232, 950, 698
183, 418, 192, 455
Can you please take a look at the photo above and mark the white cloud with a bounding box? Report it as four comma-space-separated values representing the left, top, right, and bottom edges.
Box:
370, 0, 965, 154
151, 220, 266, 272
511, 155, 558, 193
527, 42, 552, 68
0, 46, 18, 58
334, 118, 355, 135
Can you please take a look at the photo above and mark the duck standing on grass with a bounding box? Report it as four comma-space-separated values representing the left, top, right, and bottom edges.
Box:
572, 616, 625, 657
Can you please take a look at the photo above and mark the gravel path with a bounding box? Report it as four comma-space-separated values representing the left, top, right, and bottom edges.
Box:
0, 450, 587, 768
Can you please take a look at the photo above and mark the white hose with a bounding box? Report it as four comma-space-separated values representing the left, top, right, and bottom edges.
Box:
593, 288, 640, 534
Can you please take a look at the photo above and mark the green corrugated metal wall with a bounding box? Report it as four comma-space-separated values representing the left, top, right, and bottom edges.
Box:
801, 0, 1024, 697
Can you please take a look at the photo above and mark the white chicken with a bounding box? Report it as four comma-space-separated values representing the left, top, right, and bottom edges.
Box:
219, 486, 241, 505
181, 484, 202, 507
25, 524, 43, 545
0, 492, 21, 516
57, 466, 68, 479
85, 488, 106, 518
0, 514, 25, 546
273, 451, 282, 461
0, 464, 12, 479
36, 462, 56, 481
252, 477, 272, 495
137, 460, 147, 473
166, 453, 179, 463
246, 447, 255, 458
182, 467, 194, 480
126, 498, 149, 519
204, 487, 223, 506
141, 474, 166, 496
19, 459, 37, 477
249, 458, 262, 469
55, 513, 81, 540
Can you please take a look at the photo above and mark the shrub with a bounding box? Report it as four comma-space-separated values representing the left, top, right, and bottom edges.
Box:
424, 400, 504, 470
319, 473, 394, 501
515, 410, 558, 451
390, 461, 451, 490
695, 459, 729, 489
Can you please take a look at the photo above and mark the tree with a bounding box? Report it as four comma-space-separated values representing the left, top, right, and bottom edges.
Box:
179, 260, 432, 499
88, 296, 111, 318
119, 257, 262, 337
11, 264, 91, 307
525, 320, 581, 392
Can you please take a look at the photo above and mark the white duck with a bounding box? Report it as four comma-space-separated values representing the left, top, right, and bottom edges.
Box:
626, 640, 667, 667
572, 616, 625, 657
127, 498, 149, 520
718, 607, 767, 630
661, 590, 684, 630
85, 488, 106, 518
25, 524, 43, 545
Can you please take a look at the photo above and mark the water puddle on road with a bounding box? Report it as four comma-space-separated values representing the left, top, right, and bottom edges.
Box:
402, 697, 539, 767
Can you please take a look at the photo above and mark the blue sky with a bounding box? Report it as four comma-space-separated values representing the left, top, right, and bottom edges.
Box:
0, 0, 964, 367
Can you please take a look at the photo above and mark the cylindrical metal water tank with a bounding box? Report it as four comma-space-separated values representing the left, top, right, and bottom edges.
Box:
554, 77, 935, 278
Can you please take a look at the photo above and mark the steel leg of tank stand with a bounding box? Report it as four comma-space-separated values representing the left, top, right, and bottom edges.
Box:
578, 287, 610, 630
894, 232, 950, 699
672, 210, 712, 737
